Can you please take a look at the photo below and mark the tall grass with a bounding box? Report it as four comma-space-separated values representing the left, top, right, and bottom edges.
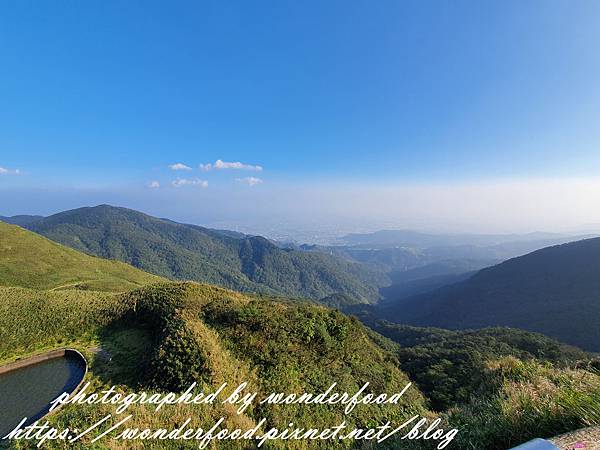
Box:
446, 357, 600, 449
0, 287, 131, 362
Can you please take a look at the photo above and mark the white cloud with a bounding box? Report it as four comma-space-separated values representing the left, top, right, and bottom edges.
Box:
0, 166, 21, 175
200, 159, 262, 172
236, 176, 263, 186
172, 178, 208, 188
168, 163, 192, 171
148, 181, 160, 189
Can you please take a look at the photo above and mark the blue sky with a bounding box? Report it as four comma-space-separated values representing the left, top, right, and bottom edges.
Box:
2, 1, 600, 234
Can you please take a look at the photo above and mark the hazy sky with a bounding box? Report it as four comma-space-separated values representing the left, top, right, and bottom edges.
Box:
2, 1, 600, 234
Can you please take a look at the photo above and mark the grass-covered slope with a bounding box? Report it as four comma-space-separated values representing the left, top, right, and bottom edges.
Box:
0, 221, 162, 291
129, 284, 426, 418
447, 357, 600, 450
0, 286, 127, 362
382, 237, 600, 351
0, 282, 427, 449
24, 205, 385, 302
1, 279, 599, 449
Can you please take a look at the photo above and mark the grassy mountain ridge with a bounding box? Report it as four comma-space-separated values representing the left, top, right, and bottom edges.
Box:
381, 237, 600, 351
22, 205, 386, 302
0, 282, 428, 448
0, 221, 162, 291
2, 281, 599, 449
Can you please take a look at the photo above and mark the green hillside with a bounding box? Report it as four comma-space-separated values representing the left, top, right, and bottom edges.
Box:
381, 238, 600, 351
0, 221, 162, 292
23, 205, 386, 302
0, 258, 598, 448
367, 321, 591, 411
0, 282, 428, 448
360, 320, 600, 449
1, 221, 599, 448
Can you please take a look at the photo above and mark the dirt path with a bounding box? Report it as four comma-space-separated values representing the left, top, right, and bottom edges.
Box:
49, 282, 83, 291
551, 426, 600, 449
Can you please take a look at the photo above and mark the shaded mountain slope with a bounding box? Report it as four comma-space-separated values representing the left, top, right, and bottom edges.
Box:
24, 205, 386, 302
0, 215, 44, 226
382, 238, 600, 351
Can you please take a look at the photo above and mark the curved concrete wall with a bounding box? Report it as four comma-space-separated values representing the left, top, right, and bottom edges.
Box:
0, 348, 87, 375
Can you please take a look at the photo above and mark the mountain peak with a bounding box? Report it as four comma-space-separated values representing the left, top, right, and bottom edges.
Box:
21, 205, 383, 303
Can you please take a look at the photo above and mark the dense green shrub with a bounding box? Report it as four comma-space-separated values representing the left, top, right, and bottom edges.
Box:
126, 283, 208, 391
368, 321, 591, 410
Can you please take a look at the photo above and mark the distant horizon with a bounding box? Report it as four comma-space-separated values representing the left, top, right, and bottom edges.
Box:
3, 202, 600, 245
